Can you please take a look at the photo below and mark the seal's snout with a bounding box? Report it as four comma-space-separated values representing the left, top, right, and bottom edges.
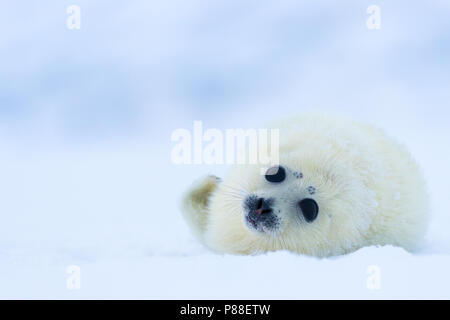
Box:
255, 197, 273, 216
244, 195, 277, 231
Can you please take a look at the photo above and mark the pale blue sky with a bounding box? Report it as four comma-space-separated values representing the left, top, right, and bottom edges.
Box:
0, 1, 449, 143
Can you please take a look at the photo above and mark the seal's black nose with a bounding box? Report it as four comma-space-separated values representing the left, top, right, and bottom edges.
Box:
244, 195, 278, 231
254, 197, 273, 216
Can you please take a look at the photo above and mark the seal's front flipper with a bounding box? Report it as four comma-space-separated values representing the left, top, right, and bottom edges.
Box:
181, 175, 221, 242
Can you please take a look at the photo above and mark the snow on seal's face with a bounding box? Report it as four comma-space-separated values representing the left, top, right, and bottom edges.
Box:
182, 114, 429, 257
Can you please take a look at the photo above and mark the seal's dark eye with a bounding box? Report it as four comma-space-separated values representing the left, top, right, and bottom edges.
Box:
299, 198, 319, 222
265, 166, 286, 183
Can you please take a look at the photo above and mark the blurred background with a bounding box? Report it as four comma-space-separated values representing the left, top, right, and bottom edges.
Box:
0, 1, 449, 298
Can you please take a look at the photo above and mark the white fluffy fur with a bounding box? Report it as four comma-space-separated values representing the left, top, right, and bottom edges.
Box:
181, 114, 429, 257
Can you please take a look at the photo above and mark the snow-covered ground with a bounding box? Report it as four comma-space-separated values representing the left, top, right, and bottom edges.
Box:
1, 1, 450, 299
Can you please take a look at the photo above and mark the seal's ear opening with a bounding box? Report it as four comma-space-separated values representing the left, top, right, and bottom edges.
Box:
181, 175, 221, 241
